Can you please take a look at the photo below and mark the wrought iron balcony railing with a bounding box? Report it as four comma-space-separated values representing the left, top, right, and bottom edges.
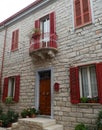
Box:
29, 32, 58, 54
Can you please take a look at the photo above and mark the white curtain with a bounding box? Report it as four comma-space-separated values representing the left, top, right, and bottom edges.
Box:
90, 66, 98, 97
80, 66, 98, 98
81, 67, 89, 97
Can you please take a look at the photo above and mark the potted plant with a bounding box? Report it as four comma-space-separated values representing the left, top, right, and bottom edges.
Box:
88, 96, 98, 103
5, 96, 14, 104
7, 110, 19, 123
28, 107, 37, 118
80, 97, 88, 103
75, 123, 89, 130
31, 28, 41, 39
0, 120, 2, 127
0, 110, 19, 128
21, 109, 29, 118
2, 114, 10, 127
96, 111, 102, 130
0, 113, 11, 127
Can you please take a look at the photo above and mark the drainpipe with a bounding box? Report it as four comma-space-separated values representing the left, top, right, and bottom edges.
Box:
0, 27, 7, 100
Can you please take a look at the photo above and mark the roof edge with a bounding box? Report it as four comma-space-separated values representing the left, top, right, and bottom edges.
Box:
0, 0, 42, 27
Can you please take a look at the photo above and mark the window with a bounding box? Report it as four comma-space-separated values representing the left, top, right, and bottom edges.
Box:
70, 63, 102, 104
41, 16, 50, 44
33, 12, 57, 48
79, 65, 98, 98
74, 0, 92, 28
2, 75, 20, 102
11, 29, 19, 51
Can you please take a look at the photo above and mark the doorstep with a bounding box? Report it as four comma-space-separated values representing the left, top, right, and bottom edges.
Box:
0, 117, 63, 130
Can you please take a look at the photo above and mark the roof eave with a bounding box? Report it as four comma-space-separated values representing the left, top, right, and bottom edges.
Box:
0, 0, 50, 30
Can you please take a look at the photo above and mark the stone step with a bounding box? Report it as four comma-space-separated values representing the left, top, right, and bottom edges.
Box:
9, 117, 63, 130
19, 117, 56, 128
12, 122, 18, 129
44, 124, 63, 130
6, 128, 11, 130
0, 128, 7, 130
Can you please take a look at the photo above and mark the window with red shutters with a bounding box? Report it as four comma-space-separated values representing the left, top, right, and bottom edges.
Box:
74, 0, 92, 28
33, 12, 56, 48
11, 29, 19, 51
70, 63, 102, 104
2, 75, 20, 103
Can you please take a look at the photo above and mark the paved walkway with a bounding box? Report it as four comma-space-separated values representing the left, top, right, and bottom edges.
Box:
0, 127, 11, 130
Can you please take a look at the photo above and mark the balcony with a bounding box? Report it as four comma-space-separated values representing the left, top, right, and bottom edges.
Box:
29, 33, 58, 60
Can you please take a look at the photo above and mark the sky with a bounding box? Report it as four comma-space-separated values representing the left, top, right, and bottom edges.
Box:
0, 0, 36, 22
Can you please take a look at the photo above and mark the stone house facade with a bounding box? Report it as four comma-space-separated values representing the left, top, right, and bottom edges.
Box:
0, 0, 102, 130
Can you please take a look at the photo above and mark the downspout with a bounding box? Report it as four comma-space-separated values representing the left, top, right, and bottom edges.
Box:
0, 27, 7, 100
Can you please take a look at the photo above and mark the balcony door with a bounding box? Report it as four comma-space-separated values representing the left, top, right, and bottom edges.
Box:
41, 17, 50, 47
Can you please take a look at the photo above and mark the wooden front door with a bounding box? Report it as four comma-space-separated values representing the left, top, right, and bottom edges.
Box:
39, 79, 51, 115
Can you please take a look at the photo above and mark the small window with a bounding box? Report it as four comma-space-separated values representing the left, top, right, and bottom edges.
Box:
70, 63, 102, 104
2, 75, 20, 102
11, 29, 19, 51
74, 0, 92, 28
79, 65, 98, 98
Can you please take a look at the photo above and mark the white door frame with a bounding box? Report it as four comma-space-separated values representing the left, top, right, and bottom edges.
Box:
35, 67, 54, 118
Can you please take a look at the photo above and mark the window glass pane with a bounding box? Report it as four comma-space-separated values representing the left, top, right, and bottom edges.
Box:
81, 67, 89, 97
8, 77, 15, 97
90, 66, 98, 97
8, 79, 12, 96
44, 20, 47, 33
39, 70, 51, 80
47, 19, 50, 33
42, 18, 49, 33
41, 18, 50, 42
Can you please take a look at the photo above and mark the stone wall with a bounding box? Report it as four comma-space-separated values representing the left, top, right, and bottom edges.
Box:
0, 30, 5, 74
0, 0, 102, 130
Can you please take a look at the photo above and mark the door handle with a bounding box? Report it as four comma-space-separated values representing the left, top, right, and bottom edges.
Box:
46, 92, 49, 95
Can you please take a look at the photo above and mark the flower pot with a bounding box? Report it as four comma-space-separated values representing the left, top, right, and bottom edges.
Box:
32, 33, 41, 39
0, 120, 2, 127
30, 114, 36, 118
7, 123, 12, 127
88, 99, 98, 103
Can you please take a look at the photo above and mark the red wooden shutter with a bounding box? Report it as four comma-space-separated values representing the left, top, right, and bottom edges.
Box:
2, 78, 9, 102
70, 67, 80, 104
49, 12, 56, 47
11, 31, 15, 50
50, 12, 55, 35
14, 75, 20, 102
82, 0, 91, 24
34, 20, 40, 49
15, 29, 19, 49
74, 0, 82, 27
11, 30, 19, 51
35, 19, 40, 29
96, 63, 102, 104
